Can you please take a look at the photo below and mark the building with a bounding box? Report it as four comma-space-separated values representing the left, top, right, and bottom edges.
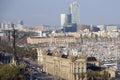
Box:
0, 29, 18, 42
60, 1, 80, 33
69, 1, 80, 25
1, 21, 9, 30
39, 49, 87, 80
60, 14, 71, 27
0, 52, 12, 64
64, 23, 77, 32
37, 48, 101, 80
106, 25, 118, 32
97, 25, 118, 32
61, 13, 76, 32
18, 20, 24, 25
16, 20, 25, 31
27, 36, 76, 45
17, 24, 24, 31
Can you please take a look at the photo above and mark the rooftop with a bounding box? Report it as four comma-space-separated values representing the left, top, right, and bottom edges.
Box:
87, 57, 97, 61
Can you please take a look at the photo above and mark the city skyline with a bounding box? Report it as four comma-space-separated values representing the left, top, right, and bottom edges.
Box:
0, 0, 120, 27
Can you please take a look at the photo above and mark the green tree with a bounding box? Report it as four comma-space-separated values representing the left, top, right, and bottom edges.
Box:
0, 65, 26, 80
87, 69, 109, 80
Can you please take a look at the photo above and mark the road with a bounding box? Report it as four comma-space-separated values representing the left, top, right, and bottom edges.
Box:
23, 58, 54, 80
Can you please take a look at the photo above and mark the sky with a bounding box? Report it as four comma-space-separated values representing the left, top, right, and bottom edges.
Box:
0, 0, 120, 27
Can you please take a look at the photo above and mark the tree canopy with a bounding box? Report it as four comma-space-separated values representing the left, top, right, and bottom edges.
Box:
0, 65, 26, 80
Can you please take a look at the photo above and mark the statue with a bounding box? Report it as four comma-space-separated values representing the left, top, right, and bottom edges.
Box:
10, 23, 19, 65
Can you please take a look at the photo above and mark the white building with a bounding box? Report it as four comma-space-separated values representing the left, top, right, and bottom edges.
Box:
60, 14, 71, 27
97, 25, 118, 32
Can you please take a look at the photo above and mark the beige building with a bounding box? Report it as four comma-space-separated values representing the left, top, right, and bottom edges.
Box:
37, 49, 100, 80
27, 36, 76, 44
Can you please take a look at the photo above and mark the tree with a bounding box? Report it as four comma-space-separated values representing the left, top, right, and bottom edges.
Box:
0, 65, 26, 80
87, 69, 109, 80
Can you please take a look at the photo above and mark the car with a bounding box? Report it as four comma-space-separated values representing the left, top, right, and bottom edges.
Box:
32, 66, 35, 69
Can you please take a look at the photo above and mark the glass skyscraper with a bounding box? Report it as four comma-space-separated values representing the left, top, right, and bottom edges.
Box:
69, 1, 80, 25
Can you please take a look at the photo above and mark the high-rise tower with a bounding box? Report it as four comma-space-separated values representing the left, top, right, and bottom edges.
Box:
60, 14, 71, 27
69, 1, 80, 25
18, 20, 23, 25
60, 1, 80, 32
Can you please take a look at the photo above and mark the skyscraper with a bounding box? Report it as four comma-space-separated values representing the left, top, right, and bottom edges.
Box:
18, 20, 23, 25
1, 21, 9, 30
61, 14, 67, 27
60, 1, 80, 32
60, 14, 71, 27
69, 1, 80, 25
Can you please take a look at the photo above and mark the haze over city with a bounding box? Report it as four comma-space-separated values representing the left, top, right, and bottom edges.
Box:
0, 0, 120, 27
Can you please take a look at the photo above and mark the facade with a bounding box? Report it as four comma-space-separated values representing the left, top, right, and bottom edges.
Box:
17, 24, 24, 31
0, 53, 12, 64
0, 21, 25, 31
1, 29, 18, 42
40, 50, 87, 80
64, 23, 77, 32
60, 1, 80, 33
61, 14, 67, 27
97, 25, 118, 32
1, 21, 9, 30
69, 1, 80, 25
106, 25, 118, 32
27, 36, 76, 44
37, 49, 100, 80
61, 14, 71, 27
18, 20, 24, 25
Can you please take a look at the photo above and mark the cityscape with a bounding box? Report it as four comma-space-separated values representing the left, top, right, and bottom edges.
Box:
0, 1, 120, 80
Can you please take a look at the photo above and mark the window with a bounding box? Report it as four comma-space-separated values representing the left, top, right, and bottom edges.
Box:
81, 67, 85, 73
78, 68, 80, 73
78, 74, 80, 79
78, 63, 80, 66
74, 63, 76, 67
74, 74, 76, 80
74, 68, 77, 73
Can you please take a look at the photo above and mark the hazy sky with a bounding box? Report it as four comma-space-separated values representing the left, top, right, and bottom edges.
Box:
0, 0, 120, 27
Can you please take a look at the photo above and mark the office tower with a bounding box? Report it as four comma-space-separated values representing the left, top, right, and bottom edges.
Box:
61, 14, 67, 27
64, 23, 77, 32
61, 14, 73, 32
61, 14, 71, 27
1, 21, 9, 30
69, 1, 80, 25
67, 14, 72, 25
18, 20, 23, 25
17, 20, 24, 31
0, 22, 4, 29
1, 22, 4, 29
60, 1, 80, 32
